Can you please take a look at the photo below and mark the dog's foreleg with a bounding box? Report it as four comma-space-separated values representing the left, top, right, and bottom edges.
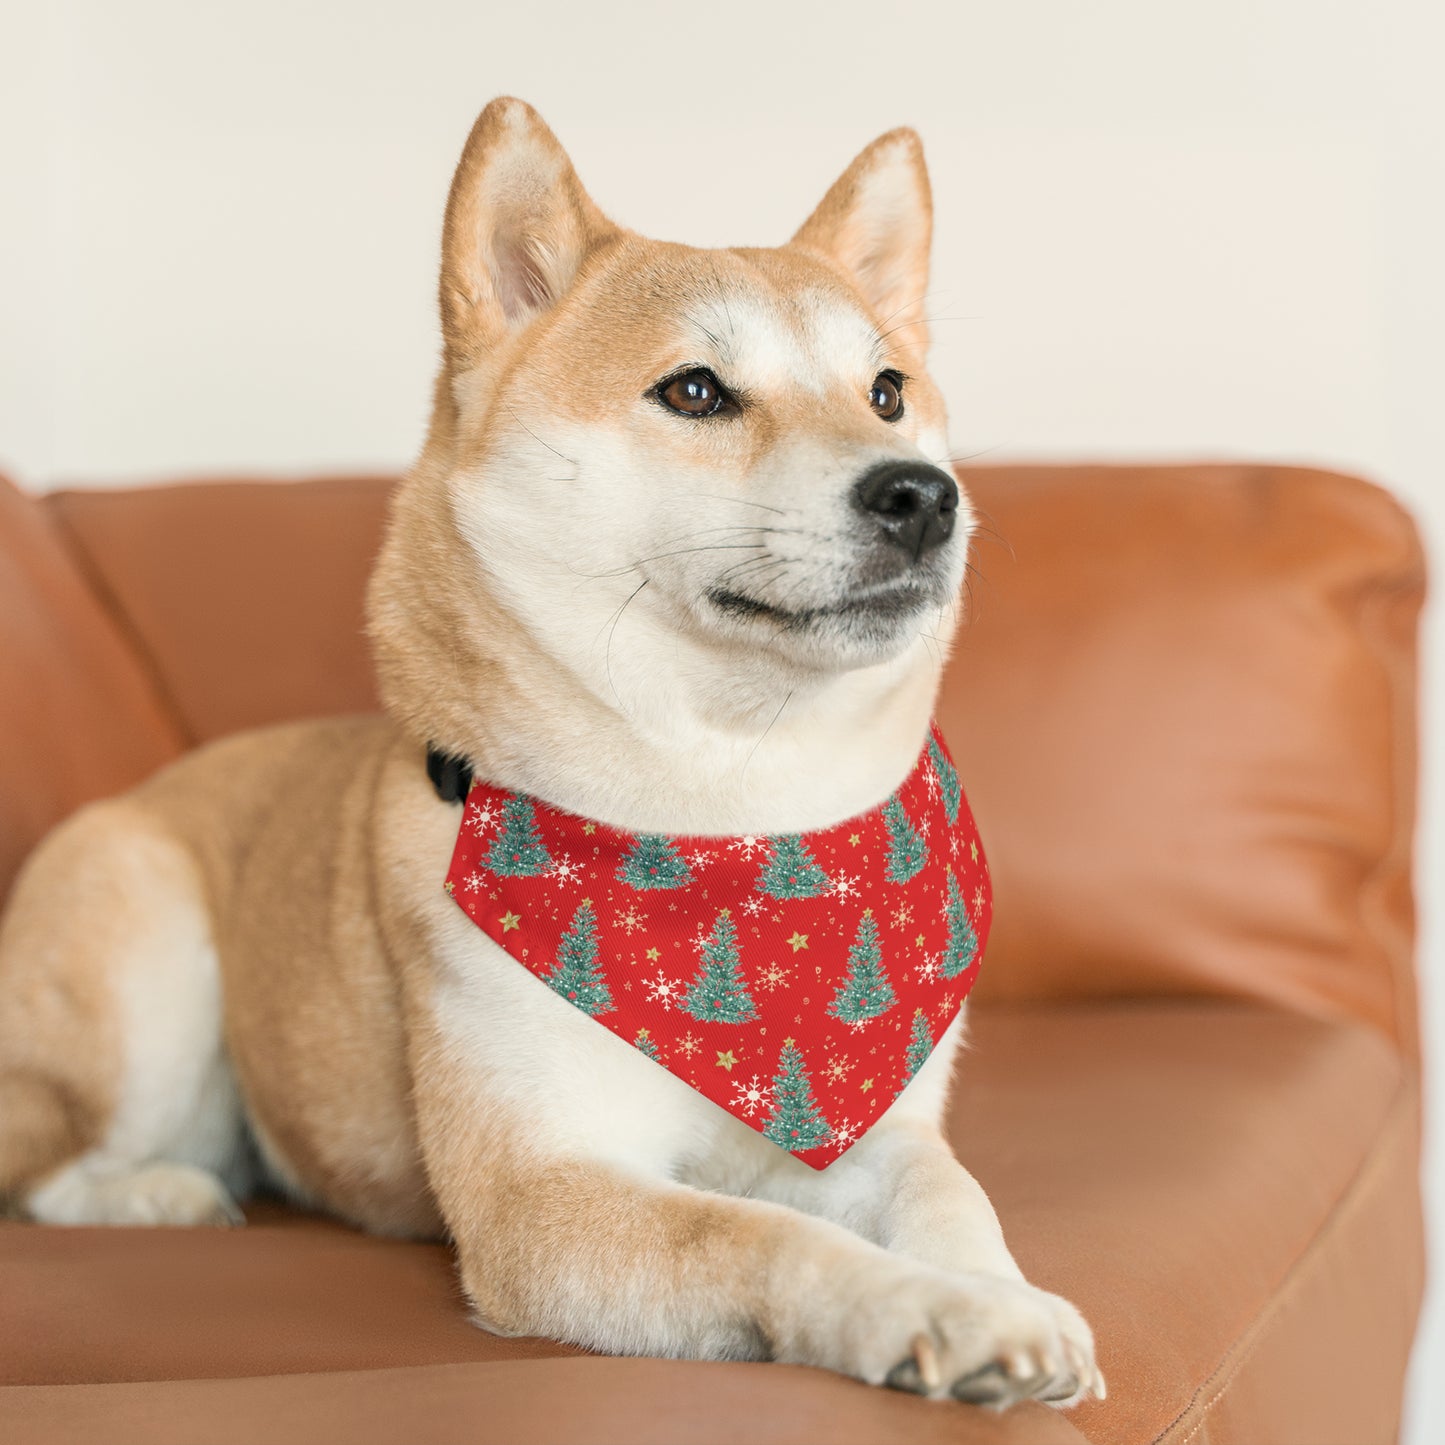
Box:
744, 1016, 1105, 1405
415, 1025, 1098, 1407
431, 1142, 1100, 1404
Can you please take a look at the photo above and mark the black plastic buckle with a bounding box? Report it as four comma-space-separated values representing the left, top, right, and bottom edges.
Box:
426, 745, 473, 804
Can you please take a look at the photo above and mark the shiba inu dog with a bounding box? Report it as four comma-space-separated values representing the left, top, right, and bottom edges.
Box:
0, 98, 1102, 1408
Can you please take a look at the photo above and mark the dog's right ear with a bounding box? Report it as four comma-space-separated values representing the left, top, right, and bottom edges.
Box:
440, 98, 616, 368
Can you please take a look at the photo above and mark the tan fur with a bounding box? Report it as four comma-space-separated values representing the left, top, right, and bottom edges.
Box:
0, 98, 1101, 1405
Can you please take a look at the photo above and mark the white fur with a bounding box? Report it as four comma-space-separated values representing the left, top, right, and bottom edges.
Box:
23, 821, 249, 1226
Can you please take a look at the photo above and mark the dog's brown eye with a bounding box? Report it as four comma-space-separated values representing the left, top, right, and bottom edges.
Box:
869, 371, 904, 421
659, 369, 724, 417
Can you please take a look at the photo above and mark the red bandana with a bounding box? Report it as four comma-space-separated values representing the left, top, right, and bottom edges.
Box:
444, 724, 991, 1167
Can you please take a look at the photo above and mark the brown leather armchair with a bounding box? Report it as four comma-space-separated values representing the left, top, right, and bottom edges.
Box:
0, 462, 1425, 1445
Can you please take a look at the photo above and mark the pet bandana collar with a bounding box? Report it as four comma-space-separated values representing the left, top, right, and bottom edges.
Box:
443, 724, 991, 1168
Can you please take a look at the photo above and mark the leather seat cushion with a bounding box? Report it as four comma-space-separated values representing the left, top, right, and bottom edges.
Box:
0, 1001, 1421, 1444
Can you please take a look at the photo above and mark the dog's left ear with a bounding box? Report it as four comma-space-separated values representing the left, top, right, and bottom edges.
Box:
791, 129, 933, 353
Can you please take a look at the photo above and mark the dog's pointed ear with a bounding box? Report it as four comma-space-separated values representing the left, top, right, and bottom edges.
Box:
440, 98, 617, 367
791, 128, 933, 353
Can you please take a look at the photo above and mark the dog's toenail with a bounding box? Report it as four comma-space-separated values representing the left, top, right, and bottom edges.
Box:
910, 1332, 942, 1390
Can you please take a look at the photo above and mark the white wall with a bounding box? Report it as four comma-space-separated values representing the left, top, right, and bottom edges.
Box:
1, 0, 1440, 1433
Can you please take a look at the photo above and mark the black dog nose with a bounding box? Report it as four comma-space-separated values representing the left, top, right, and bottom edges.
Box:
852, 460, 959, 560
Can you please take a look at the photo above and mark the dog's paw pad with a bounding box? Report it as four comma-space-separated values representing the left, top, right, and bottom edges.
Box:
885, 1359, 927, 1395
951, 1362, 1013, 1405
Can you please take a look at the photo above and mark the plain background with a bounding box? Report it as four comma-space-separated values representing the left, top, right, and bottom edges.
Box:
1, 0, 1440, 1434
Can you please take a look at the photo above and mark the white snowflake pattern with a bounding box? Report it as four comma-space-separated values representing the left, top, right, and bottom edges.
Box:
972, 886, 986, 917
643, 972, 683, 1009
823, 1055, 855, 1084
727, 834, 767, 858
830, 871, 860, 901
615, 905, 647, 936
758, 959, 791, 993
547, 853, 583, 886
949, 831, 963, 857
890, 901, 913, 930
831, 1117, 861, 1149
917, 811, 933, 838
461, 872, 486, 894
732, 1074, 773, 1117
676, 1032, 701, 1058
467, 802, 499, 835
687, 849, 713, 870
741, 895, 767, 918
915, 953, 940, 984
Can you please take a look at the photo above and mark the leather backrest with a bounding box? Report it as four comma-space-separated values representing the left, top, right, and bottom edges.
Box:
30, 465, 1424, 1056
941, 464, 1423, 1059
0, 474, 184, 900
48, 477, 390, 743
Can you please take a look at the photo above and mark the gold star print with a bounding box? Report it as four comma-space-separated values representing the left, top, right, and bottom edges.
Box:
783, 1036, 795, 1047
915, 933, 926, 947
970, 839, 979, 862
720, 907, 731, 917
637, 1027, 651, 1039
786, 932, 809, 953
862, 907, 874, 918
716, 1050, 738, 1072
583, 822, 597, 835
849, 833, 861, 846
581, 897, 593, 909
646, 947, 661, 961
499, 911, 521, 932
860, 1078, 875, 1092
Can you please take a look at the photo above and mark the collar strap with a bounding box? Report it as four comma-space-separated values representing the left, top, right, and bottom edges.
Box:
426, 745, 473, 804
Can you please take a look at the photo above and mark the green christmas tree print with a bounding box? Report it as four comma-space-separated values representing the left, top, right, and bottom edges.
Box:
616, 833, 693, 890
883, 795, 927, 884
763, 1041, 833, 1153
543, 904, 613, 1017
633, 1028, 661, 1062
941, 869, 979, 979
755, 834, 831, 899
902, 1008, 933, 1086
682, 913, 759, 1024
928, 733, 962, 825
485, 793, 553, 877
827, 914, 896, 1023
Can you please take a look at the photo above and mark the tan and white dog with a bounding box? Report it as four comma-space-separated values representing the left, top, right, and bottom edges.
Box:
0, 99, 1101, 1408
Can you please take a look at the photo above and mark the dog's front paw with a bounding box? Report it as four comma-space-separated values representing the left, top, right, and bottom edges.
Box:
822, 1265, 1104, 1408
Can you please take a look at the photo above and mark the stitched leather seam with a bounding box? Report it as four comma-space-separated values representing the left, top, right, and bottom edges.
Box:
1353, 555, 1427, 1068
44, 497, 197, 750
1152, 1073, 1415, 1445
